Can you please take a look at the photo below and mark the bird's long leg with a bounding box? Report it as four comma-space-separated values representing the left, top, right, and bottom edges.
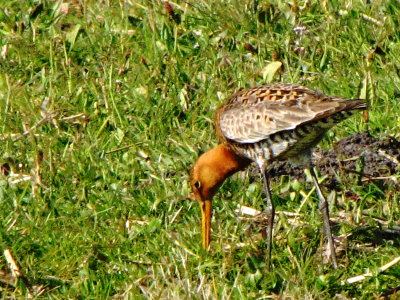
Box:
307, 167, 338, 269
260, 166, 274, 271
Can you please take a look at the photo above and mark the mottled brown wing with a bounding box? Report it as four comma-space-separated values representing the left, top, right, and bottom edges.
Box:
222, 84, 315, 107
217, 86, 365, 144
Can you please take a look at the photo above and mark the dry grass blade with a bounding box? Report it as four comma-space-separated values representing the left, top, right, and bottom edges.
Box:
105, 143, 143, 155
167, 232, 198, 257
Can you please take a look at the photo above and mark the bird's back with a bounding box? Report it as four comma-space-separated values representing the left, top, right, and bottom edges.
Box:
215, 83, 366, 168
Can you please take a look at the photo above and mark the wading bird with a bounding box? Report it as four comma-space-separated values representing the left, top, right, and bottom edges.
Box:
190, 83, 366, 270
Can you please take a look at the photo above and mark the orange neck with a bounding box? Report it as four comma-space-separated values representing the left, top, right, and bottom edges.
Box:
211, 144, 250, 178
195, 144, 251, 199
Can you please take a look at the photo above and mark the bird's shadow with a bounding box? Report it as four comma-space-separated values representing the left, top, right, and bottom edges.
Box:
347, 225, 400, 247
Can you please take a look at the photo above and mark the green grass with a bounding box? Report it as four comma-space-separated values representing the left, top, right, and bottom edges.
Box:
0, 0, 399, 298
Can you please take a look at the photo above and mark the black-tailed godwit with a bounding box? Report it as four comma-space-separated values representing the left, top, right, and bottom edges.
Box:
190, 83, 366, 270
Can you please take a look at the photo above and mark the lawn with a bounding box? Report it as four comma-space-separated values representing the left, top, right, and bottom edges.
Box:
0, 0, 399, 298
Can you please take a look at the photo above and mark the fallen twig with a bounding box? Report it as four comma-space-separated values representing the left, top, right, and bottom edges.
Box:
16, 112, 58, 140
235, 205, 304, 218
4, 249, 32, 296
4, 249, 23, 278
342, 256, 400, 284
361, 175, 398, 184
378, 149, 400, 166
234, 205, 261, 216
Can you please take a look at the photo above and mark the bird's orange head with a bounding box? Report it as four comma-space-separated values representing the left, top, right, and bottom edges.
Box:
190, 144, 251, 249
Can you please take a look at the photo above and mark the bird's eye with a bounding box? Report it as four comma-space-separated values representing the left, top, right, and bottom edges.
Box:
194, 181, 201, 189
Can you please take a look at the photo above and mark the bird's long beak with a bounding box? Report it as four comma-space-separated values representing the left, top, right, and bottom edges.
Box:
200, 199, 212, 249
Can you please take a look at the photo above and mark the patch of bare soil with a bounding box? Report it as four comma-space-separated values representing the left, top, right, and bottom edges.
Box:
264, 131, 400, 189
